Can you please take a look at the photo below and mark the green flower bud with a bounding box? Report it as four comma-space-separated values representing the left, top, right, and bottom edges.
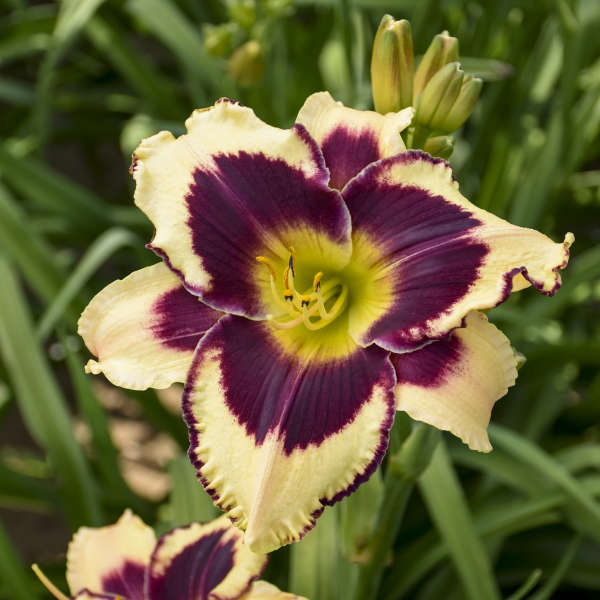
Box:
442, 73, 483, 132
413, 30, 459, 103
226, 0, 256, 29
415, 62, 464, 130
370, 15, 414, 113
228, 40, 264, 87
424, 135, 455, 159
203, 23, 234, 58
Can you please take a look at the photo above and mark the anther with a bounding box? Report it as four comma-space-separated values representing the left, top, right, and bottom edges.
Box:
288, 246, 296, 276
301, 295, 311, 307
256, 256, 276, 280
284, 289, 293, 301
313, 272, 323, 292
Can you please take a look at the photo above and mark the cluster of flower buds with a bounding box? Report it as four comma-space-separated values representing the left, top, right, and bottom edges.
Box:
203, 0, 293, 87
371, 16, 483, 156
203, 0, 265, 87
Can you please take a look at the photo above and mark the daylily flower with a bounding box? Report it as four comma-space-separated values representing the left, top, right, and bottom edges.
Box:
33, 511, 303, 600
79, 91, 573, 553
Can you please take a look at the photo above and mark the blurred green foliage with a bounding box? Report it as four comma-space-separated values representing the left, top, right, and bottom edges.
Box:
0, 1, 599, 599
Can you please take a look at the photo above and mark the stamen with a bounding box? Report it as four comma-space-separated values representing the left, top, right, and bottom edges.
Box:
258, 257, 295, 314
302, 285, 348, 331
288, 247, 296, 276
32, 564, 69, 600
268, 313, 304, 329
256, 256, 277, 280
302, 305, 322, 330
283, 266, 290, 289
313, 272, 323, 291
313, 272, 331, 319
282, 289, 300, 316
260, 250, 348, 331
283, 264, 303, 310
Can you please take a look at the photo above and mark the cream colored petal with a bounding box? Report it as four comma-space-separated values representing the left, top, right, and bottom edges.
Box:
296, 91, 413, 189
78, 262, 220, 390
66, 510, 155, 596
393, 311, 518, 452
132, 98, 351, 319
343, 152, 573, 352
146, 515, 267, 600
184, 315, 395, 554
240, 580, 309, 599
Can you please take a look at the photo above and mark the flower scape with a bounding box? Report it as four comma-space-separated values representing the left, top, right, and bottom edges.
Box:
78, 90, 573, 555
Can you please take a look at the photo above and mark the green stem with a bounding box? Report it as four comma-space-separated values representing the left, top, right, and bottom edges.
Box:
410, 125, 432, 150
352, 424, 441, 600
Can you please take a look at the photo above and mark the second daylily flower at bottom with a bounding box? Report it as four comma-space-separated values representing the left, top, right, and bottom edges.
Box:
33, 511, 304, 600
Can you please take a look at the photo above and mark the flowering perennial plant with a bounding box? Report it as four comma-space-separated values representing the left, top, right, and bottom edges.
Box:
78, 90, 572, 554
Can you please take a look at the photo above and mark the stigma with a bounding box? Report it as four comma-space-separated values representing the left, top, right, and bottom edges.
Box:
256, 249, 348, 331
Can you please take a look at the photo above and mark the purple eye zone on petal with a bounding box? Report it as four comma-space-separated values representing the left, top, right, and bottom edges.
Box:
151, 287, 217, 352
101, 560, 146, 600
198, 317, 393, 454
393, 334, 464, 389
148, 529, 235, 600
320, 127, 380, 190
344, 172, 489, 348
184, 150, 348, 313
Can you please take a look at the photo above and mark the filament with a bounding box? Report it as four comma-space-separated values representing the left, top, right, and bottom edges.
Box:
31, 565, 69, 600
258, 249, 349, 331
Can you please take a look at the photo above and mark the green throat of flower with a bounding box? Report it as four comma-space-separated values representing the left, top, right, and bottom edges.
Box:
256, 248, 349, 331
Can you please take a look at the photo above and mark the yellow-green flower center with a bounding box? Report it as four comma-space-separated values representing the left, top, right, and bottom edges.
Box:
256, 248, 349, 331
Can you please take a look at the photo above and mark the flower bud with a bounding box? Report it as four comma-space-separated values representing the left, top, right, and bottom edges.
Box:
415, 62, 464, 130
227, 0, 256, 29
371, 15, 414, 113
442, 73, 483, 132
203, 24, 234, 58
424, 135, 454, 159
228, 40, 264, 87
413, 30, 459, 102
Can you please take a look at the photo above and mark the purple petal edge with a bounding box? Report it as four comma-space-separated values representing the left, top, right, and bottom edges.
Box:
291, 122, 331, 186
394, 149, 457, 181
497, 240, 571, 305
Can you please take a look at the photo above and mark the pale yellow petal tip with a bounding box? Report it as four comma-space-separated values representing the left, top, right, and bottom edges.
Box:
301, 90, 337, 108
241, 580, 308, 600
384, 105, 414, 128
565, 232, 575, 246
116, 508, 145, 527
185, 98, 249, 133
84, 359, 101, 375
133, 130, 176, 162
399, 402, 492, 453
243, 520, 295, 555
466, 434, 493, 453
299, 90, 413, 133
